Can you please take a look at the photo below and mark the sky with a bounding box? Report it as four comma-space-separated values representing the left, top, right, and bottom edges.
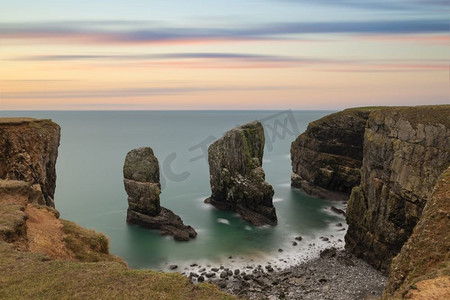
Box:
0, 0, 449, 110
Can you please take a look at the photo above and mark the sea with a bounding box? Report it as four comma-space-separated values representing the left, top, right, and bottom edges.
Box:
3, 110, 347, 271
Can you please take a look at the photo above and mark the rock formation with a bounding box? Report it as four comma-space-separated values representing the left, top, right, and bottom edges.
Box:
382, 166, 450, 299
0, 118, 60, 207
124, 147, 197, 241
0, 179, 30, 244
345, 106, 450, 273
290, 108, 377, 200
290, 106, 449, 274
205, 121, 276, 226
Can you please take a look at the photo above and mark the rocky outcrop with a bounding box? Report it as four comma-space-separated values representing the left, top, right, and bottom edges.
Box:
205, 121, 276, 226
0, 118, 60, 207
124, 147, 197, 241
382, 167, 450, 299
0, 179, 30, 245
345, 106, 450, 273
290, 108, 377, 200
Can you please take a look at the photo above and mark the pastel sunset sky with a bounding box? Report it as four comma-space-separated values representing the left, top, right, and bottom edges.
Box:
1, 0, 448, 110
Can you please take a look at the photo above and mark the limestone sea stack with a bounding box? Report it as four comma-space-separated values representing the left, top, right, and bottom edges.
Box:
0, 118, 60, 207
205, 121, 277, 226
124, 147, 197, 241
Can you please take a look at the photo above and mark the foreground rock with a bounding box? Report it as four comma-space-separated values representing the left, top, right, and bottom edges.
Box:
206, 121, 276, 226
206, 250, 386, 300
0, 118, 60, 207
290, 108, 377, 200
345, 106, 450, 273
382, 166, 450, 299
124, 147, 197, 241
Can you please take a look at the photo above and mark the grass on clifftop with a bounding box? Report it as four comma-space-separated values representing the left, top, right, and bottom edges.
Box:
61, 220, 116, 263
372, 105, 450, 127
0, 242, 236, 300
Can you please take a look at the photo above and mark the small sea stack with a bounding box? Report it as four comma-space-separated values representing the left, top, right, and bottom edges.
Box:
205, 121, 277, 226
124, 147, 197, 241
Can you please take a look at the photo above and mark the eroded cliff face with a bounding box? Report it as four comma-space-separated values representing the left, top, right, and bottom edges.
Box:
124, 147, 197, 241
206, 121, 276, 226
345, 106, 450, 273
290, 108, 376, 200
0, 118, 60, 207
382, 167, 450, 299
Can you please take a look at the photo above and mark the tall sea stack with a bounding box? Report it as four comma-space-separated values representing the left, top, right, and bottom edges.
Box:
124, 147, 197, 241
205, 121, 277, 226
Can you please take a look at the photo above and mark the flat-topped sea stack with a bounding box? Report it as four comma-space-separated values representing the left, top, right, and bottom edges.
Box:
0, 118, 60, 207
205, 121, 277, 226
124, 147, 197, 241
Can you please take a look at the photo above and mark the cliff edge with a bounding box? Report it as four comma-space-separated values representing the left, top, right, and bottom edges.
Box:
0, 118, 60, 207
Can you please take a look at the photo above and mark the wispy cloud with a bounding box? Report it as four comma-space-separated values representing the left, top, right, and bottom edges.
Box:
13, 53, 302, 62
0, 86, 296, 99
278, 0, 449, 11
9, 52, 447, 71
1, 19, 447, 45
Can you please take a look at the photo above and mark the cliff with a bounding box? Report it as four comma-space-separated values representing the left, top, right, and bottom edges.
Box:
0, 118, 60, 207
382, 166, 450, 299
345, 106, 450, 273
206, 121, 276, 226
290, 108, 378, 200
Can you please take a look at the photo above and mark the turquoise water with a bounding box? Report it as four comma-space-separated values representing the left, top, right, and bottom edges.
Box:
3, 111, 346, 269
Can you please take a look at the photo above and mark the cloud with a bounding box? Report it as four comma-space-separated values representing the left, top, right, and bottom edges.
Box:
13, 53, 302, 62
8, 52, 447, 71
0, 19, 447, 45
278, 0, 449, 11
1, 86, 296, 99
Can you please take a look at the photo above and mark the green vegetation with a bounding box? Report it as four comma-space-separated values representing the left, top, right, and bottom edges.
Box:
0, 117, 36, 124
0, 242, 236, 300
371, 105, 450, 127
60, 220, 118, 263
0, 204, 26, 243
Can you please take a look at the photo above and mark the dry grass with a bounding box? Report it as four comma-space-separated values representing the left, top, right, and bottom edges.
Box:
0, 204, 26, 243
0, 242, 236, 300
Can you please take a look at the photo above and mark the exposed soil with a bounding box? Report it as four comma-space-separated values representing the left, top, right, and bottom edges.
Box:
25, 205, 73, 260
404, 276, 450, 300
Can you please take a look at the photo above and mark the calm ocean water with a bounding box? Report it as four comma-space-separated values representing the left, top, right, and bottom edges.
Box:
3, 111, 347, 269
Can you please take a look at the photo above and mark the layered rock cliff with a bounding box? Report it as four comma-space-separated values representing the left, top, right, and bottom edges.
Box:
0, 118, 60, 207
382, 166, 450, 299
124, 147, 197, 241
290, 108, 376, 200
206, 121, 276, 226
345, 106, 450, 273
